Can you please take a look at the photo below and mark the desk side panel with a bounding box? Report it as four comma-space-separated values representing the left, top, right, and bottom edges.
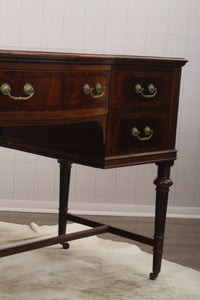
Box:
104, 63, 183, 167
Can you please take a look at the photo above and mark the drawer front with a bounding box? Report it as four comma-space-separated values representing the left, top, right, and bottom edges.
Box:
112, 70, 173, 108
0, 70, 109, 112
108, 113, 170, 156
0, 70, 62, 111
63, 71, 109, 110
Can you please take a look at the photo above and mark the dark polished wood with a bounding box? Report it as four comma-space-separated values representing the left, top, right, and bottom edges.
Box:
150, 161, 174, 279
66, 213, 154, 246
0, 50, 187, 168
0, 50, 187, 279
1, 212, 199, 272
0, 225, 108, 258
58, 160, 72, 249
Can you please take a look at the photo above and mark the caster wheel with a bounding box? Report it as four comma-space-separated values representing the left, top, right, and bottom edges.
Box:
150, 272, 158, 280
62, 242, 70, 249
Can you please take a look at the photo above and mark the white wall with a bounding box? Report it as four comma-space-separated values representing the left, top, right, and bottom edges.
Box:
0, 0, 199, 218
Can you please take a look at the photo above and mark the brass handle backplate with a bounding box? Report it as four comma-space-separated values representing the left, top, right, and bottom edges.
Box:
131, 126, 153, 141
83, 83, 105, 99
0, 83, 34, 101
135, 83, 157, 99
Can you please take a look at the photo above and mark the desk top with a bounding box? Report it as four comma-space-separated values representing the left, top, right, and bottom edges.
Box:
0, 49, 187, 65
0, 50, 187, 168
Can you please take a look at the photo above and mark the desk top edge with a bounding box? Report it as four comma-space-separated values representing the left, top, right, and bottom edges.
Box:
0, 49, 187, 66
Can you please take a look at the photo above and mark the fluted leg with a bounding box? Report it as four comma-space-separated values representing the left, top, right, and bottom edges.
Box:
150, 161, 173, 280
58, 160, 72, 249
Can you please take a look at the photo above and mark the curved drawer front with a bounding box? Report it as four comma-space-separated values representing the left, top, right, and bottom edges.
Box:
112, 70, 173, 108
0, 70, 109, 113
0, 70, 62, 111
63, 71, 109, 110
109, 113, 170, 156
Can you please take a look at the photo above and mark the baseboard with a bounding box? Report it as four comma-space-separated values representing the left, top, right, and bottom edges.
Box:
0, 199, 200, 219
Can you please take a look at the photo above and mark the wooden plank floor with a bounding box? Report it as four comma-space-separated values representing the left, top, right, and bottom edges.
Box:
0, 212, 199, 272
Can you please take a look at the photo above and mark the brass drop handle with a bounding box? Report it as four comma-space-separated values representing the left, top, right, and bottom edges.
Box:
0, 83, 34, 101
135, 83, 157, 99
131, 126, 153, 141
83, 83, 105, 99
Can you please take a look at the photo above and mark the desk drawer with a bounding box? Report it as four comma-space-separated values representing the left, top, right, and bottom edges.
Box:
0, 70, 109, 112
112, 70, 173, 108
109, 113, 170, 155
63, 71, 109, 110
0, 70, 62, 111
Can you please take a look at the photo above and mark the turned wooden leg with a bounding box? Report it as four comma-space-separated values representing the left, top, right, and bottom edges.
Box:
58, 160, 72, 249
150, 161, 173, 280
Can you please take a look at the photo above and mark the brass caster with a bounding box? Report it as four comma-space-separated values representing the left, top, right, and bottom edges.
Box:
62, 242, 70, 250
150, 272, 158, 280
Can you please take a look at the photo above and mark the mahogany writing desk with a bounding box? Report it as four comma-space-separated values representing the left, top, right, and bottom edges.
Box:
0, 50, 187, 279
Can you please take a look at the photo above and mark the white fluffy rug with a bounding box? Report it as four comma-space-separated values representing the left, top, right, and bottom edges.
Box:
0, 222, 199, 300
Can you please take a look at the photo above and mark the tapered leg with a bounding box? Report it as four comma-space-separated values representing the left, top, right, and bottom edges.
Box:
150, 161, 173, 280
58, 160, 72, 249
